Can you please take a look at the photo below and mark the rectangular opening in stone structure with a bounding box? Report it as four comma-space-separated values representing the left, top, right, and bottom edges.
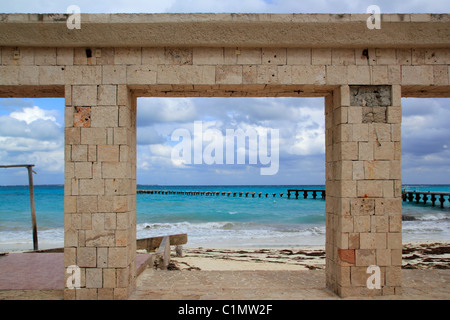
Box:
400, 97, 450, 248
135, 96, 327, 270
0, 97, 65, 251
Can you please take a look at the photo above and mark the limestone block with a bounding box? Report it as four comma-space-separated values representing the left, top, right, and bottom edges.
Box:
391, 249, 402, 266
388, 233, 402, 249
375, 48, 396, 65
338, 249, 355, 266
348, 106, 362, 124
352, 123, 369, 142
312, 48, 331, 65
364, 160, 390, 180
360, 233, 386, 249
386, 266, 402, 286
433, 65, 449, 85
85, 230, 115, 246
327, 65, 348, 85
72, 145, 88, 162
65, 66, 102, 85
425, 49, 449, 64
114, 48, 141, 65
117, 85, 130, 106
77, 247, 97, 267
103, 269, 116, 288
401, 65, 433, 85
287, 48, 311, 65
262, 48, 286, 65
396, 49, 412, 65
340, 180, 357, 198
65, 196, 77, 214
102, 162, 131, 179
97, 248, 108, 268
126, 65, 157, 84
34, 47, 56, 66
371, 66, 388, 84
86, 268, 103, 289
291, 65, 326, 85
81, 128, 107, 145
389, 215, 402, 233
215, 65, 242, 84
347, 66, 370, 85
57, 48, 74, 66
339, 142, 358, 160
104, 212, 117, 230
376, 249, 391, 266
256, 65, 278, 84
237, 48, 261, 65
193, 47, 224, 65
357, 180, 383, 198
102, 65, 127, 84
91, 106, 119, 128
348, 233, 360, 249
98, 145, 120, 162
332, 49, 355, 66
350, 198, 375, 216
88, 145, 97, 162
374, 142, 394, 160
371, 215, 388, 232
355, 249, 376, 266
354, 216, 370, 233
388, 65, 401, 84
79, 178, 105, 196
97, 85, 117, 105
116, 212, 129, 229
73, 106, 91, 128
92, 212, 104, 231
352, 161, 364, 180
74, 162, 92, 179
19, 66, 39, 85
0, 66, 19, 85
339, 216, 354, 233
141, 47, 165, 65
2, 47, 34, 66
157, 65, 215, 84
108, 248, 128, 268
72, 85, 98, 106
412, 49, 426, 65
77, 196, 98, 213
164, 48, 193, 65
113, 127, 130, 145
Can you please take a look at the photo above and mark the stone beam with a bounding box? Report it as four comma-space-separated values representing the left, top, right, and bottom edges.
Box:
0, 14, 449, 48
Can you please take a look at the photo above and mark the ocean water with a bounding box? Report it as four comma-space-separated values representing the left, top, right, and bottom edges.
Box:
0, 184, 449, 251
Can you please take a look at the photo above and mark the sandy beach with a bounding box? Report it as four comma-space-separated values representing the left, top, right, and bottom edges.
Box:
166, 241, 450, 272
1, 241, 449, 300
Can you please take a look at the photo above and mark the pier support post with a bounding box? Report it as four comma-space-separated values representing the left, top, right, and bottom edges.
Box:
64, 85, 137, 300
325, 85, 402, 297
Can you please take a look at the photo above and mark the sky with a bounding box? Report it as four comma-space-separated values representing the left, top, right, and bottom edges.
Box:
0, 0, 449, 186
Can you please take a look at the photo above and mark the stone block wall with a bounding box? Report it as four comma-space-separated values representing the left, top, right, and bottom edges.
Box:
0, 44, 448, 299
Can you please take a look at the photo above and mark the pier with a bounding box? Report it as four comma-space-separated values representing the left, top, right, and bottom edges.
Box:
402, 190, 450, 208
137, 189, 325, 200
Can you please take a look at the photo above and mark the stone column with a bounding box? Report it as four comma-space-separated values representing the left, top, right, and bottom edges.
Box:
64, 84, 137, 300
325, 85, 402, 297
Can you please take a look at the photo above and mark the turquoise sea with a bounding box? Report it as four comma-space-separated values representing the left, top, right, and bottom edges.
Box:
0, 184, 449, 251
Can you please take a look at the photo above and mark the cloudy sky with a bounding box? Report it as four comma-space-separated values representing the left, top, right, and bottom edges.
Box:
0, 1, 449, 186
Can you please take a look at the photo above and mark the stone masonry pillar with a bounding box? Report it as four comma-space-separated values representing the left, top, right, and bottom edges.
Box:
325, 85, 402, 297
64, 84, 137, 300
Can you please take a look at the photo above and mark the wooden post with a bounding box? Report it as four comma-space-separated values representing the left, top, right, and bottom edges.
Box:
27, 165, 38, 251
0, 164, 38, 251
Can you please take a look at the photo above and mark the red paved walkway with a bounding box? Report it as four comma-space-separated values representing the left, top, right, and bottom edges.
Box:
0, 252, 152, 290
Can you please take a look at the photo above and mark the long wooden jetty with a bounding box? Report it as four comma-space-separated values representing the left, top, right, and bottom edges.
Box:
402, 190, 450, 208
137, 189, 326, 199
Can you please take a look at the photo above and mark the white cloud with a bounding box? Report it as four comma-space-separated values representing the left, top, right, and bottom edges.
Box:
10, 106, 57, 125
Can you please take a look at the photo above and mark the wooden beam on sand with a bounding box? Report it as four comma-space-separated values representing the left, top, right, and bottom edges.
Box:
136, 233, 188, 251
